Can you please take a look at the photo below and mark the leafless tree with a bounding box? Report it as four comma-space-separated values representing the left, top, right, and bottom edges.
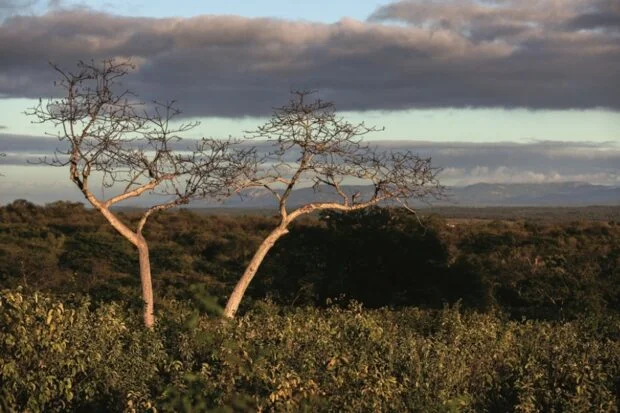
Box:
223, 91, 443, 318
28, 59, 252, 328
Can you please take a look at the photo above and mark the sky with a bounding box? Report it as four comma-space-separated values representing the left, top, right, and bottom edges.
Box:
0, 0, 619, 204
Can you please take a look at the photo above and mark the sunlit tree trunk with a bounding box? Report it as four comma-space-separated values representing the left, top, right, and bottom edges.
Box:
223, 225, 289, 318
222, 91, 441, 318
92, 199, 157, 329
136, 238, 155, 328
30, 60, 255, 329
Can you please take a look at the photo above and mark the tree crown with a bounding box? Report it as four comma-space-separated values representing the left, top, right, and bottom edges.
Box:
242, 91, 443, 217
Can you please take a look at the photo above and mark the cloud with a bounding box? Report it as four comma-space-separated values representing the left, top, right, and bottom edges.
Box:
567, 12, 620, 31
2, 133, 619, 188
0, 133, 64, 152
369, 0, 620, 33
564, 0, 620, 31
0, 4, 618, 116
379, 140, 620, 182
440, 166, 620, 187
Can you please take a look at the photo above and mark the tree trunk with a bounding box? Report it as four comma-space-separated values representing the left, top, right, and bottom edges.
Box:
84, 199, 157, 329
136, 238, 155, 329
223, 226, 289, 318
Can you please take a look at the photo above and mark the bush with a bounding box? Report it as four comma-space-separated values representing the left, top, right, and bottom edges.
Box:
0, 289, 167, 412
3, 290, 617, 412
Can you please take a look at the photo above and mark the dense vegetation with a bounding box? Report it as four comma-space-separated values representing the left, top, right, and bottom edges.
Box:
2, 291, 618, 412
417, 205, 620, 223
1, 200, 618, 320
0, 200, 619, 411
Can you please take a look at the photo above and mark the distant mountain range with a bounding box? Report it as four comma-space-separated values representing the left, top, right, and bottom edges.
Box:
220, 182, 620, 208
449, 182, 620, 206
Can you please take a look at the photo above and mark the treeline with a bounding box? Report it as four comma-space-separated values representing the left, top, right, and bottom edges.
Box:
165, 205, 620, 222
1, 199, 618, 321
417, 205, 620, 223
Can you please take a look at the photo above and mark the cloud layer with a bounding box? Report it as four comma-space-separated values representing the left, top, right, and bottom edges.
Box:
1, 133, 618, 196
0, 0, 618, 116
377, 140, 620, 186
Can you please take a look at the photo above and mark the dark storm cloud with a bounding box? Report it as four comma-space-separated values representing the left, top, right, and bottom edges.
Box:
0, 2, 618, 116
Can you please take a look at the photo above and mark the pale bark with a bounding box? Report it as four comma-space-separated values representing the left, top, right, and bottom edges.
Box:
223, 225, 289, 318
31, 61, 236, 330
222, 200, 387, 318
84, 188, 156, 328
137, 238, 155, 328
221, 91, 441, 318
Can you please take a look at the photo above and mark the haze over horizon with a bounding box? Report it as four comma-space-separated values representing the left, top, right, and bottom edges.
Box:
0, 0, 618, 204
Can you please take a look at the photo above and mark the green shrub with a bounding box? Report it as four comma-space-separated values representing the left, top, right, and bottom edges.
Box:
0, 289, 167, 412
160, 301, 619, 412
1, 291, 618, 412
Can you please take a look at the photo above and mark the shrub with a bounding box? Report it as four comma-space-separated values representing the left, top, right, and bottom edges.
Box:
0, 289, 167, 411
1, 291, 618, 412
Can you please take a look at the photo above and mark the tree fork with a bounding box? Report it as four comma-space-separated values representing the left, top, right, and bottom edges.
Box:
223, 91, 442, 318
28, 59, 254, 329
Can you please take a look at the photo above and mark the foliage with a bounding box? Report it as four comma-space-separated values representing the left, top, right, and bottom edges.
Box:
0, 201, 618, 321
0, 290, 618, 412
0, 289, 167, 412
259, 208, 489, 310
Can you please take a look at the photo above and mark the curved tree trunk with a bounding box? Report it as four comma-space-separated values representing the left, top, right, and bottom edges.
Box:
136, 238, 155, 329
91, 201, 156, 329
223, 226, 289, 318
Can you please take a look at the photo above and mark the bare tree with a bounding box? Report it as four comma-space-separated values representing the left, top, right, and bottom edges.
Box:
28, 59, 250, 328
223, 91, 443, 318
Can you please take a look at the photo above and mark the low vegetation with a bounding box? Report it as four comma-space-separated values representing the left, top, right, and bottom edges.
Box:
1, 290, 618, 412
1, 201, 617, 321
0, 201, 618, 411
